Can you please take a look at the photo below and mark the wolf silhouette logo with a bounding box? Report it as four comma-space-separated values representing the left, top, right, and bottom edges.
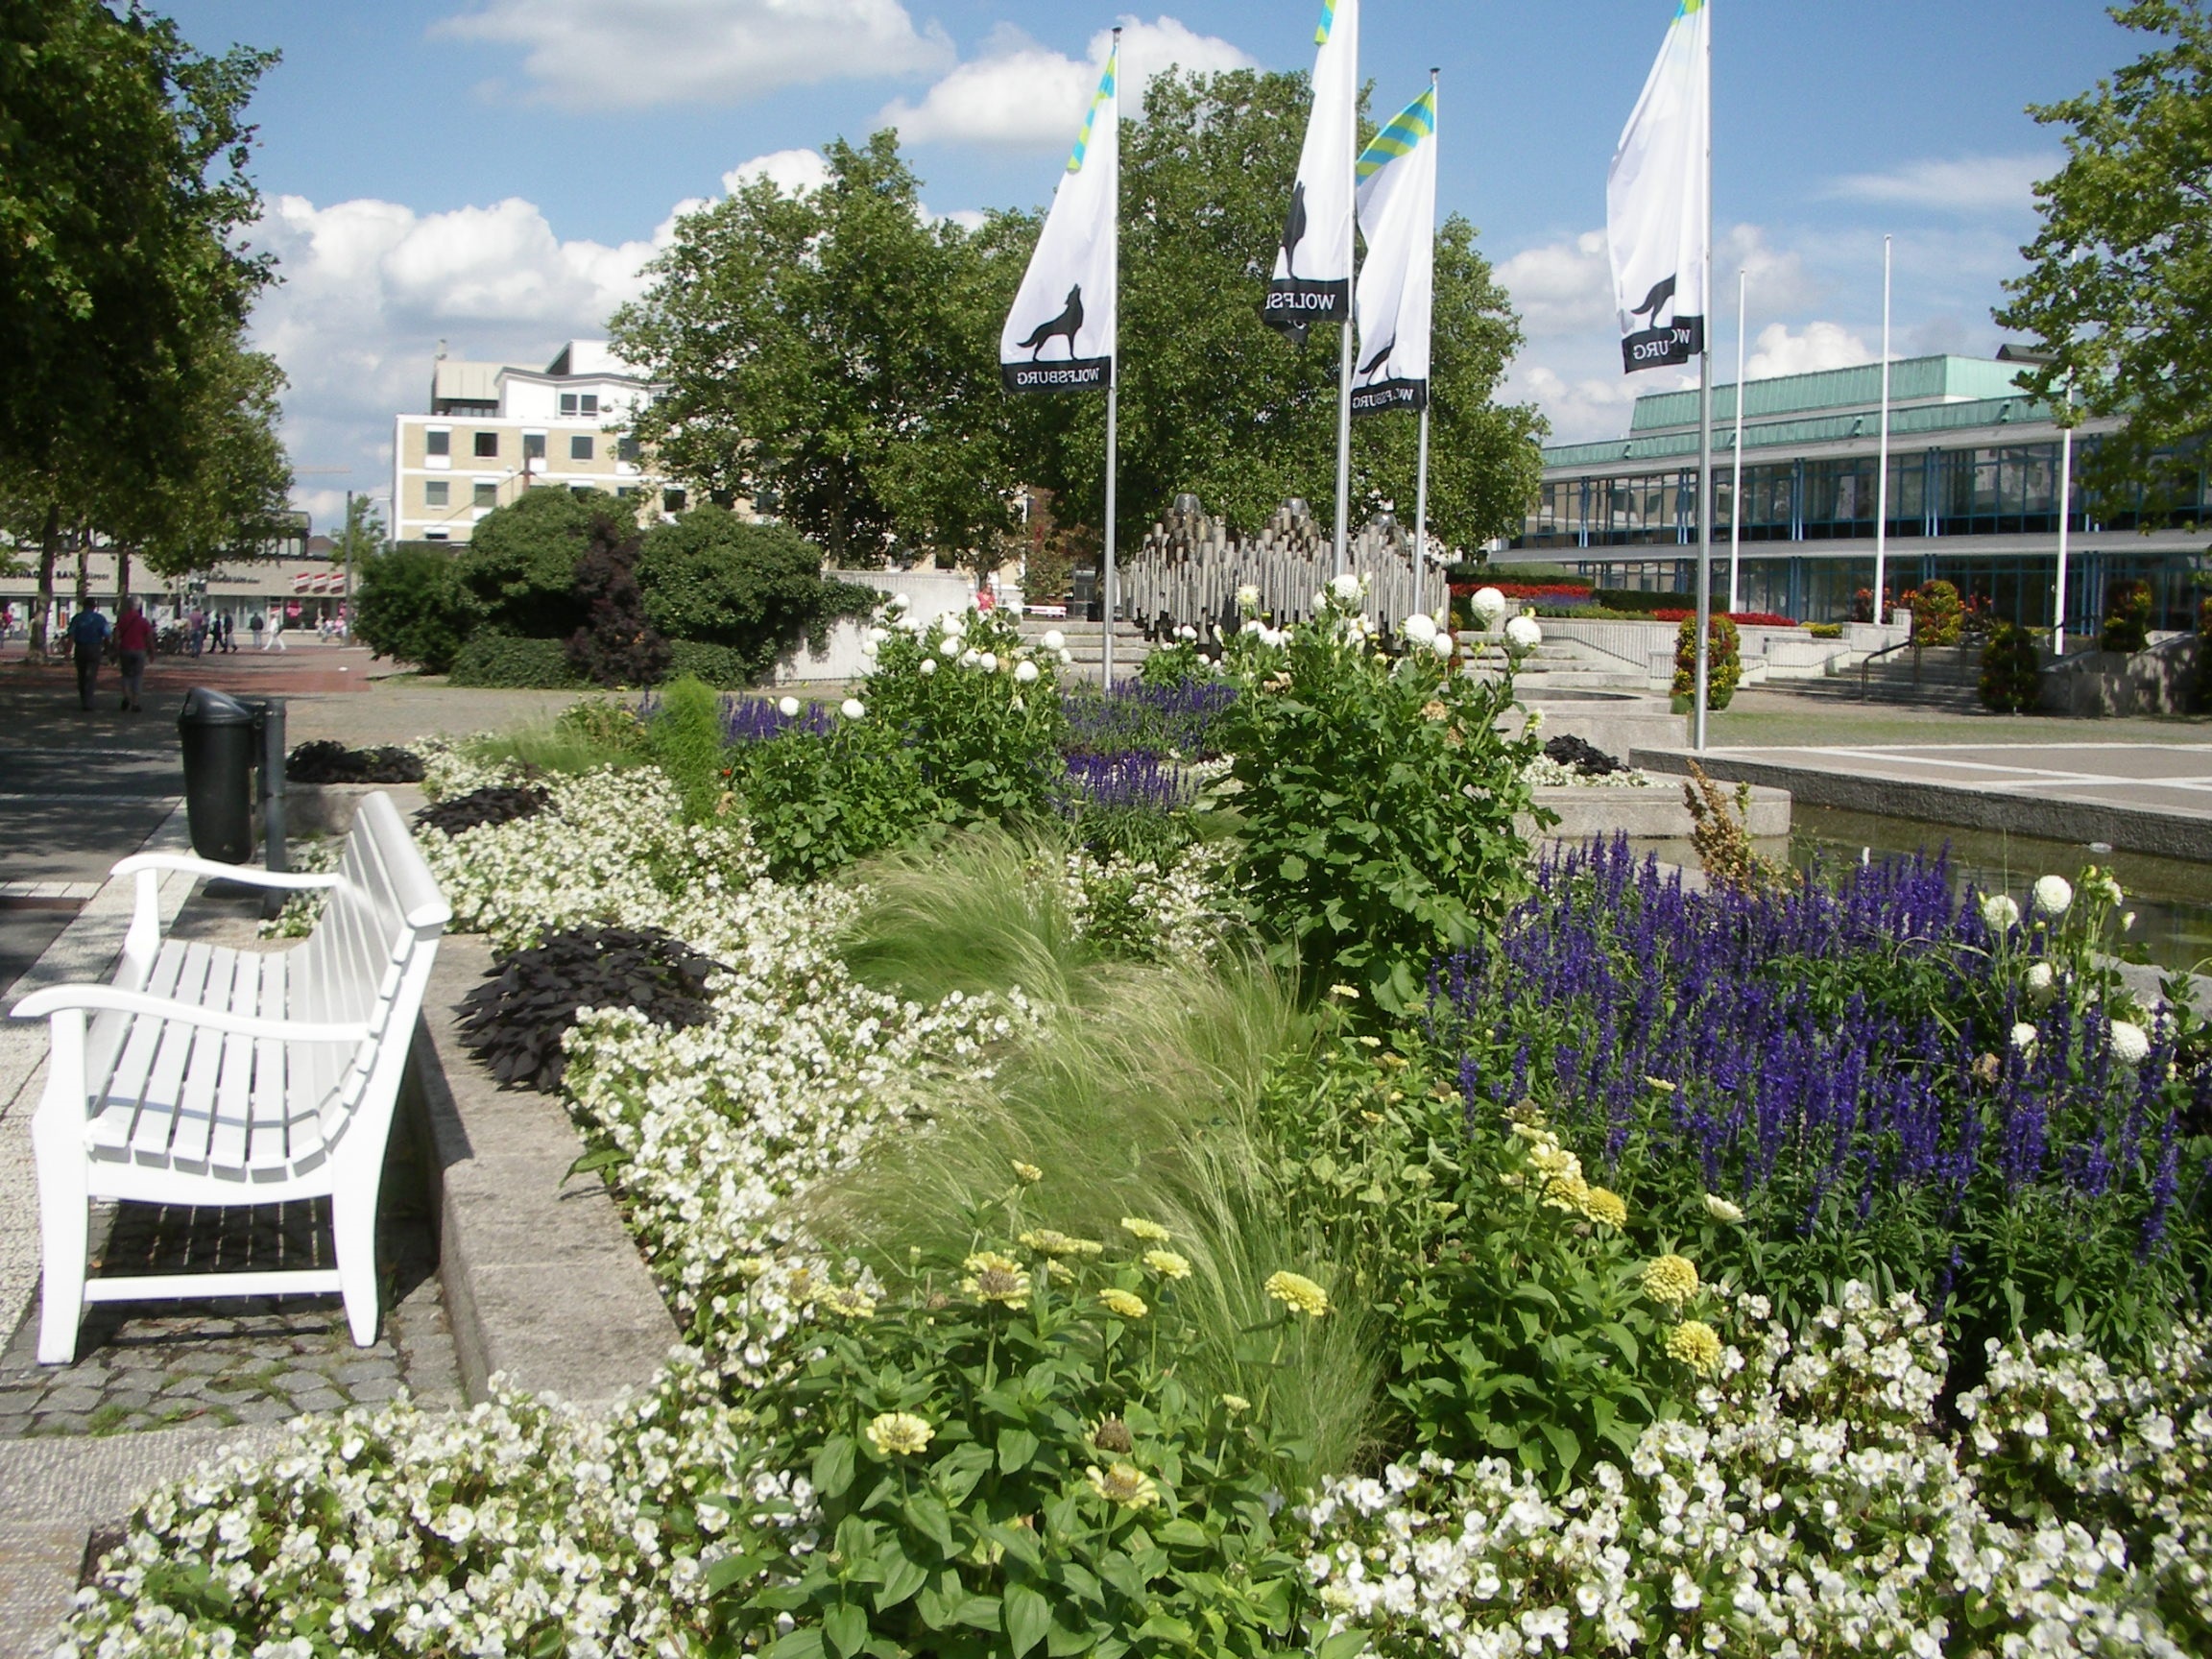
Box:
1017, 286, 1084, 359
1278, 183, 1308, 277
1359, 335, 1396, 378
1629, 274, 1676, 327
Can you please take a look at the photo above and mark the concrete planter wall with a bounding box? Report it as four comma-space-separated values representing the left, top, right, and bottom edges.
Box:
2040, 632, 2200, 717
771, 568, 979, 685
1520, 781, 1791, 843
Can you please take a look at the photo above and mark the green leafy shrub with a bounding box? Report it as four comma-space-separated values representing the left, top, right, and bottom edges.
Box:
555, 696, 648, 754
352, 544, 469, 671
664, 638, 757, 686
1137, 632, 1212, 687
644, 675, 729, 822
1909, 578, 1965, 645
2101, 577, 2154, 653
866, 603, 1069, 829
447, 633, 584, 688
712, 1231, 1317, 1659
1980, 621, 2044, 712
1670, 613, 1741, 709
1807, 620, 1842, 639
1217, 584, 1546, 1012
635, 507, 874, 680
454, 487, 627, 639
2196, 591, 2212, 712
739, 715, 942, 883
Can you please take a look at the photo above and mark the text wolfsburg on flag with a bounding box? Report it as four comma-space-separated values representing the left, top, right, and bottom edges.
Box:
1350, 83, 1436, 416
1262, 0, 1358, 344
1607, 0, 1709, 373
1000, 45, 1118, 394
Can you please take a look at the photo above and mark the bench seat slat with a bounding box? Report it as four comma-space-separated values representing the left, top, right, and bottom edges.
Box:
167, 950, 252, 1167
88, 943, 191, 1152
208, 952, 277, 1169
126, 943, 218, 1160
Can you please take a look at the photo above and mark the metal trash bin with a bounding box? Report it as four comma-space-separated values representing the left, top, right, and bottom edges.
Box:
177, 687, 259, 863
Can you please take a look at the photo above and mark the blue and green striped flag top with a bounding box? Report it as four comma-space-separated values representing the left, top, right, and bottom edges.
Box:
1313, 0, 1334, 45
1358, 85, 1435, 183
1068, 49, 1118, 174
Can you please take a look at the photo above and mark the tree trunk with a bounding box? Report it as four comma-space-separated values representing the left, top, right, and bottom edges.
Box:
74, 532, 90, 607
31, 502, 59, 656
117, 548, 132, 607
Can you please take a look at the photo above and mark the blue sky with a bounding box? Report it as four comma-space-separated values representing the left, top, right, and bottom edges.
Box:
156, 0, 2146, 530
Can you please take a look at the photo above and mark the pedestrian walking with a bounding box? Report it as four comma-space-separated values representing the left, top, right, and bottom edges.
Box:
220, 613, 236, 653
249, 612, 264, 648
114, 597, 155, 711
264, 609, 287, 651
67, 599, 109, 710
188, 607, 207, 657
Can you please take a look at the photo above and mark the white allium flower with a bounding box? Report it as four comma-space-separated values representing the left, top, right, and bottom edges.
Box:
777, 697, 801, 718
2025, 961, 2055, 996
2108, 1020, 2150, 1064
918, 658, 937, 677
840, 698, 865, 719
890, 592, 910, 610
1402, 613, 1438, 644
1236, 583, 1261, 608
939, 637, 960, 658
2011, 1022, 2040, 1051
2032, 875, 2074, 916
979, 651, 999, 673
1471, 586, 1507, 626
1331, 572, 1362, 602
1241, 617, 1263, 636
2122, 910, 2136, 931
1014, 660, 1039, 684
960, 649, 981, 667
1504, 615, 1543, 653
1043, 629, 1066, 651
1429, 630, 1455, 661
1981, 894, 2021, 930
1703, 1193, 1744, 1224
1261, 628, 1286, 649
1060, 649, 1075, 665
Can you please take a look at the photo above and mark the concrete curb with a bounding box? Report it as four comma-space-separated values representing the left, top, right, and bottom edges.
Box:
1630, 747, 2212, 860
1522, 781, 1791, 842
411, 936, 681, 1409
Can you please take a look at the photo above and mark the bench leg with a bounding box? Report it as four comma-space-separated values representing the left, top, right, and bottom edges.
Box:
34, 1146, 89, 1367
331, 1184, 380, 1348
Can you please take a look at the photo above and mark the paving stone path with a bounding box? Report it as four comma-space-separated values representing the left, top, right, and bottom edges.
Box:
0, 1124, 462, 1440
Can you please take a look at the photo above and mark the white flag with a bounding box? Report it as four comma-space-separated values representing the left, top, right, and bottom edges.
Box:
1262, 0, 1358, 344
1607, 0, 1709, 374
1002, 45, 1118, 394
1351, 83, 1436, 416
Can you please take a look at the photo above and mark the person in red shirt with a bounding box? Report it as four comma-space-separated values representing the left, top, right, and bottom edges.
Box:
114, 597, 156, 711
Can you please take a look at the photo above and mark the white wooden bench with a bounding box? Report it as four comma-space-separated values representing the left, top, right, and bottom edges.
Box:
10, 791, 450, 1364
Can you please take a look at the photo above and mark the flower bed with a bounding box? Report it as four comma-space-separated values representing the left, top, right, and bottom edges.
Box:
59, 591, 2212, 1657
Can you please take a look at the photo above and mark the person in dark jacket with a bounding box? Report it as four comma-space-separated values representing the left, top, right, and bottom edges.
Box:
67, 600, 109, 710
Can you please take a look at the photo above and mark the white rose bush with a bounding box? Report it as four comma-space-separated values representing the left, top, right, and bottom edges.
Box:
60, 590, 2212, 1655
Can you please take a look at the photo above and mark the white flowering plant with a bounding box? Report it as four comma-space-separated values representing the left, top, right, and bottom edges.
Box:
711, 1225, 1315, 1659
1216, 583, 1551, 1012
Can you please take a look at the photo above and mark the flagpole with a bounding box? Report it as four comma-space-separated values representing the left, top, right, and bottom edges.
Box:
1873, 232, 1891, 630
1331, 12, 1358, 580
1101, 27, 1121, 687
1411, 65, 1437, 619
1728, 265, 1745, 613
1692, 10, 1713, 754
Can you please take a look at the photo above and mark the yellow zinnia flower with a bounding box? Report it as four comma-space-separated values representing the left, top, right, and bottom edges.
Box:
1085, 1462, 1160, 1510
1011, 1162, 1044, 1184
1019, 1229, 1103, 1258
1666, 1319, 1724, 1378
1142, 1249, 1192, 1282
1264, 1271, 1331, 1318
961, 1252, 1032, 1310
1641, 1254, 1700, 1309
1119, 1217, 1172, 1244
865, 1412, 934, 1456
1098, 1288, 1148, 1320
1581, 1187, 1628, 1228
816, 1284, 877, 1318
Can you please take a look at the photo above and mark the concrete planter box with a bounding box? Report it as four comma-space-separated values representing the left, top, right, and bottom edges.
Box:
283, 781, 379, 837
2040, 634, 2200, 717
1522, 781, 1791, 843
1500, 689, 1684, 762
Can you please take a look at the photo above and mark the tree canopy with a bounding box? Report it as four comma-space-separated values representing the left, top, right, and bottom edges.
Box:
1997, 0, 2212, 509
612, 69, 1544, 566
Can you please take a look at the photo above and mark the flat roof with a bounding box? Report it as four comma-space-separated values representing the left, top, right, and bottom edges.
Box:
1628, 354, 2028, 433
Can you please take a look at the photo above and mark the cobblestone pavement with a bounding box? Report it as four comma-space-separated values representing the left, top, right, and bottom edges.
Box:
0, 1109, 461, 1439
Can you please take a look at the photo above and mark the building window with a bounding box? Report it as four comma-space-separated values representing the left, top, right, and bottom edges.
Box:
473, 482, 498, 509
558, 393, 601, 418
426, 428, 450, 457
473, 430, 498, 458
662, 488, 687, 515
523, 431, 546, 462
615, 486, 638, 499
424, 480, 449, 507
570, 434, 594, 462
424, 529, 449, 541
559, 393, 577, 417
618, 436, 642, 465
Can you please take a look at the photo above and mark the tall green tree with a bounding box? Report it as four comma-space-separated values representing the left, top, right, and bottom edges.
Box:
0, 0, 280, 647
1997, 1, 2212, 510
613, 134, 1025, 566
123, 340, 294, 583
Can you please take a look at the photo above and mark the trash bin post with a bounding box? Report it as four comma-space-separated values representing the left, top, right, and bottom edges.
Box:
176, 687, 258, 865
256, 697, 287, 918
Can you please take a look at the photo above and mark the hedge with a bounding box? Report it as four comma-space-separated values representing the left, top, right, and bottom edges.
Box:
447, 635, 585, 689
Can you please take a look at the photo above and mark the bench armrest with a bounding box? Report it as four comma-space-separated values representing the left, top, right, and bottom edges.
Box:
10, 983, 371, 1045
110, 853, 343, 891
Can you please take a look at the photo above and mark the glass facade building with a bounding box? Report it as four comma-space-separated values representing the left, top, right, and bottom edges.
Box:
1513, 355, 2207, 631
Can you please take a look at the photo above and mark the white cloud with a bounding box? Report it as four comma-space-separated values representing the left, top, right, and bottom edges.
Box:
1505, 360, 1653, 446
249, 193, 667, 524
1828, 153, 2056, 217
1496, 230, 1612, 338
880, 15, 1254, 150
724, 149, 832, 199
1744, 321, 1873, 380
432, 0, 951, 108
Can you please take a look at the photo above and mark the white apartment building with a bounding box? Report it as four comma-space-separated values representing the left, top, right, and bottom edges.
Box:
390, 341, 687, 544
